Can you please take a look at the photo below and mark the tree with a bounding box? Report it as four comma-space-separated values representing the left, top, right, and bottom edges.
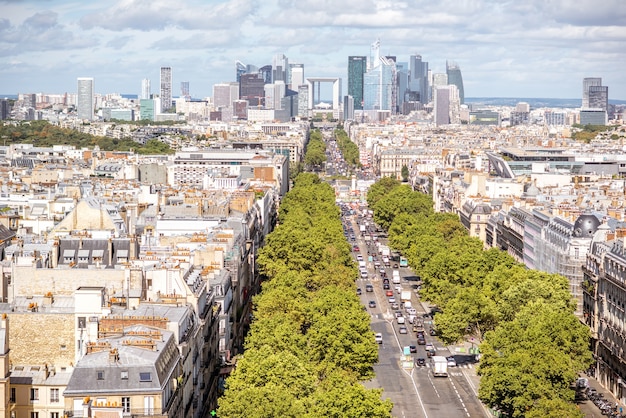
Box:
478, 301, 593, 417
401, 164, 409, 182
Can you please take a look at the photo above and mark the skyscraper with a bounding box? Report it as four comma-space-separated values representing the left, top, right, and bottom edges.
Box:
582, 77, 602, 108
289, 63, 304, 90
141, 78, 151, 100
348, 56, 367, 110
272, 54, 288, 83
180, 81, 190, 99
0, 99, 9, 120
446, 61, 464, 104
589, 85, 608, 111
239, 73, 265, 106
77, 77, 94, 121
236, 61, 247, 82
213, 82, 239, 108
409, 55, 429, 104
160, 66, 172, 112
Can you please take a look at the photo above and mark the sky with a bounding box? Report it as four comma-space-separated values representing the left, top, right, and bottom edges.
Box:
1, 0, 625, 100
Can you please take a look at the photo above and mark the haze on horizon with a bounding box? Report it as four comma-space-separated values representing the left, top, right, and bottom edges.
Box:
1, 0, 625, 100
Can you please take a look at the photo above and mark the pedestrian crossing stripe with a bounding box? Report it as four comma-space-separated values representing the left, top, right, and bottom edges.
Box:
420, 364, 473, 369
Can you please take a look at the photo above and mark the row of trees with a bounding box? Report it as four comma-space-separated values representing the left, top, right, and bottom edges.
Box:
334, 128, 360, 167
0, 120, 174, 154
368, 177, 593, 418
303, 129, 326, 167
218, 173, 393, 417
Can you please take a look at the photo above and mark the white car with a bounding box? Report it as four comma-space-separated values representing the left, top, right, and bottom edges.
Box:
388, 297, 396, 304
375, 333, 383, 344
397, 316, 405, 324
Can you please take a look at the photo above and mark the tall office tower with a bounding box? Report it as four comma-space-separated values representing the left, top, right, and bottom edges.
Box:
272, 54, 289, 83
446, 61, 465, 104
289, 63, 304, 90
264, 81, 285, 110
396, 62, 409, 111
160, 66, 172, 112
22, 94, 36, 109
348, 56, 367, 110
379, 56, 397, 112
180, 81, 190, 99
239, 73, 265, 106
213, 83, 237, 108
77, 77, 94, 121
434, 86, 451, 126
588, 85, 608, 111
141, 78, 151, 100
236, 61, 247, 82
363, 69, 381, 110
582, 77, 602, 108
409, 55, 429, 104
369, 39, 380, 71
343, 95, 355, 120
0, 99, 9, 120
297, 85, 309, 117
432, 73, 448, 91
259, 65, 272, 84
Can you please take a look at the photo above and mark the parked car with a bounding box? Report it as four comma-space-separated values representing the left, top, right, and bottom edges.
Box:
375, 333, 383, 344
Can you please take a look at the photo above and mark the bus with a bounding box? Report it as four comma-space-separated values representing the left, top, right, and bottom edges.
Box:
399, 257, 408, 268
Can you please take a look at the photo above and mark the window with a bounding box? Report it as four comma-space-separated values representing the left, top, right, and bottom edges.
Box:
121, 370, 129, 380
97, 370, 104, 380
139, 372, 152, 382
30, 388, 39, 401
10, 388, 15, 403
50, 413, 59, 418
50, 388, 59, 403
78, 317, 86, 329
30, 413, 38, 418
122, 397, 130, 413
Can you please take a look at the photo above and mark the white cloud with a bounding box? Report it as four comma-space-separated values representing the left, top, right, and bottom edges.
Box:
0, 0, 623, 99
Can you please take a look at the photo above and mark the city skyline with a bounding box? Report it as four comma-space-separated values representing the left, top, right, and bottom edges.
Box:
1, 0, 625, 100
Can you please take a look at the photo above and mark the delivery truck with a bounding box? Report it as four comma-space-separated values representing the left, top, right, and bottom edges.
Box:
431, 356, 448, 377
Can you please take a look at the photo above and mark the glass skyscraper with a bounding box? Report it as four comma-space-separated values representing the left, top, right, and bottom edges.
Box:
348, 56, 367, 110
409, 55, 429, 104
446, 61, 464, 104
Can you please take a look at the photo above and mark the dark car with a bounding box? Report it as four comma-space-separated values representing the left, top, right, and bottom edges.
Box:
429, 327, 437, 336
365, 284, 374, 292
356, 288, 362, 295
415, 357, 426, 367
417, 335, 426, 345
383, 282, 390, 290
368, 300, 377, 308
409, 345, 417, 353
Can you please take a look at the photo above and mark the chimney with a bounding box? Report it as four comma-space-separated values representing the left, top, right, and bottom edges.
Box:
109, 348, 119, 363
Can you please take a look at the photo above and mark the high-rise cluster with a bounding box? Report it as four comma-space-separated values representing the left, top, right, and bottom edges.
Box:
581, 77, 609, 125
346, 40, 464, 123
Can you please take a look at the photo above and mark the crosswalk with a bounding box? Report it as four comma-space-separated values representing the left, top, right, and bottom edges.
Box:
417, 363, 474, 370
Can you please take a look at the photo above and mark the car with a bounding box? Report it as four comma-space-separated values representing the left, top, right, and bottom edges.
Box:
398, 326, 408, 334
383, 283, 390, 290
385, 289, 393, 297
382, 277, 389, 284
391, 302, 399, 310
409, 345, 417, 353
375, 333, 383, 344
360, 271, 368, 279
356, 288, 362, 295
395, 286, 402, 294
429, 328, 437, 336
365, 284, 374, 292
368, 300, 377, 308
388, 297, 396, 304
415, 357, 426, 367
394, 311, 403, 318
425, 343, 436, 357
356, 254, 363, 261
393, 263, 399, 268
397, 316, 405, 324
406, 308, 417, 316
447, 356, 457, 367
417, 336, 426, 345
353, 246, 359, 252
